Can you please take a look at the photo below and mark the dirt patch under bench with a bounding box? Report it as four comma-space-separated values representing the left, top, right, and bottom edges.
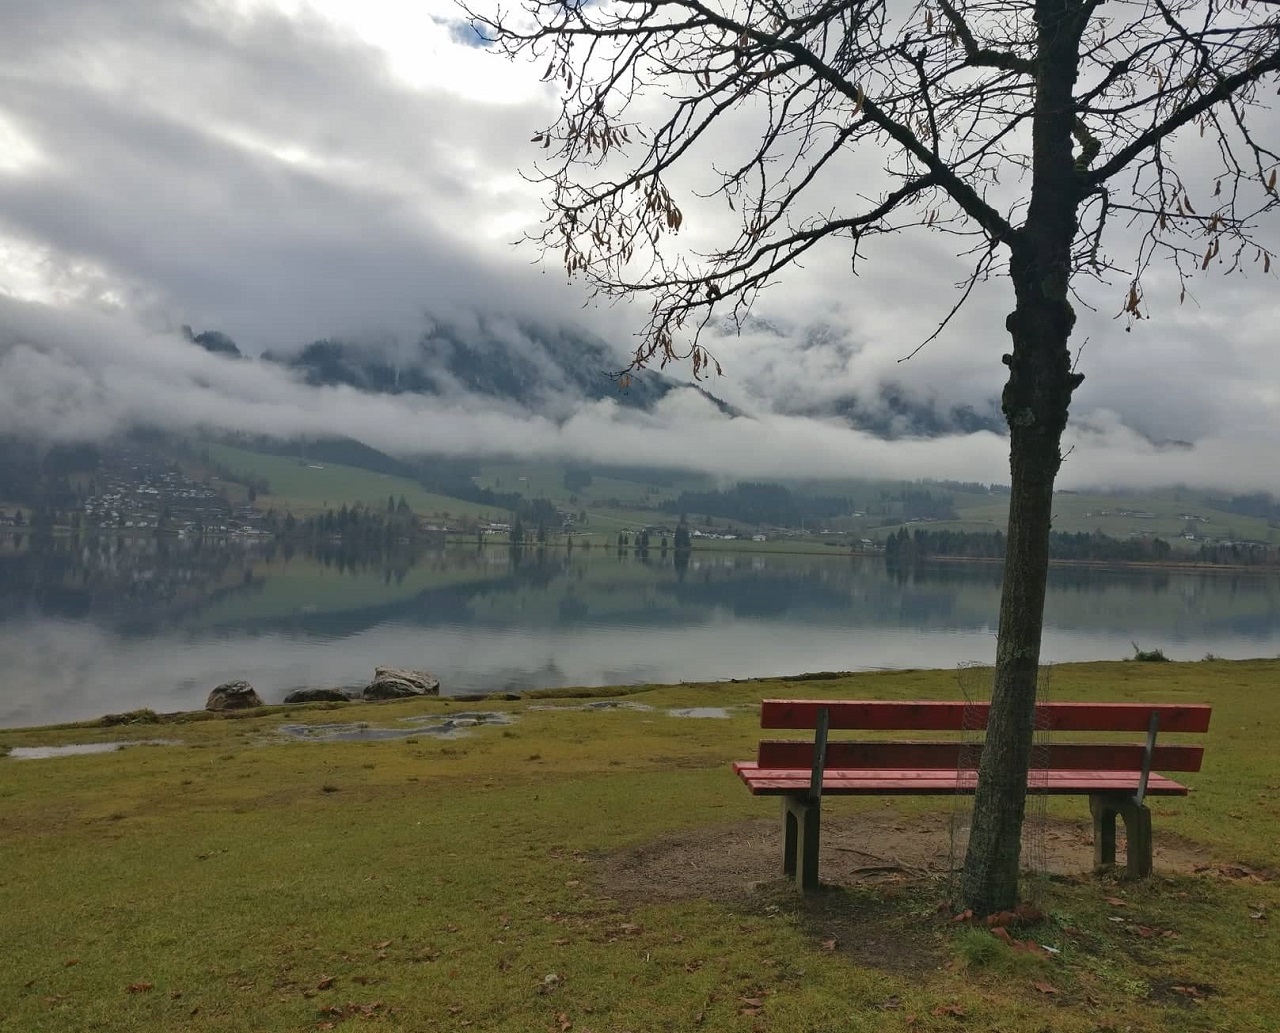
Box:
596, 808, 1218, 975
600, 809, 1215, 905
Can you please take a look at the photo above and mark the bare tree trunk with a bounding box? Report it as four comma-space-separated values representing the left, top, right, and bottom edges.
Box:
960, 256, 1082, 912
958, 0, 1089, 917
959, 391, 1064, 914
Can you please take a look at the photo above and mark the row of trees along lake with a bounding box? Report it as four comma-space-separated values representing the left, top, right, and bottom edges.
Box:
884, 528, 1280, 567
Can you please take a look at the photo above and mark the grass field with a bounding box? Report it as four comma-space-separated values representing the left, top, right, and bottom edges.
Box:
2, 660, 1278, 1032
203, 443, 500, 521
948, 490, 1279, 545
187, 442, 1280, 549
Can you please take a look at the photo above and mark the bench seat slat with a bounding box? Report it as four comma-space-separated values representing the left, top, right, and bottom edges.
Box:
757, 739, 1204, 773
733, 762, 1191, 797
760, 700, 1213, 734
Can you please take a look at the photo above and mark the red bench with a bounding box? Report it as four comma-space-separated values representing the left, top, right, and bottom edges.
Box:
733, 699, 1212, 891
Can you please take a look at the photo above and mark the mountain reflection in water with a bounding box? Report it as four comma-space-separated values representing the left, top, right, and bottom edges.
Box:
3, 537, 1280, 727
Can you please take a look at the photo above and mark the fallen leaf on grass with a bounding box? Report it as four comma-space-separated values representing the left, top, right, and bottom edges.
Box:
931, 1002, 966, 1018
1105, 897, 1128, 907
1199, 863, 1268, 882
126, 982, 153, 994
316, 977, 335, 991
63, 959, 80, 967
880, 996, 902, 1010
821, 937, 839, 951
1032, 981, 1059, 995
319, 1001, 385, 1019
1131, 925, 1179, 939
555, 1012, 572, 1031
371, 940, 392, 950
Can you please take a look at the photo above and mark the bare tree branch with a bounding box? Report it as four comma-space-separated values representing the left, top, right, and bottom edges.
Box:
468, 0, 1280, 918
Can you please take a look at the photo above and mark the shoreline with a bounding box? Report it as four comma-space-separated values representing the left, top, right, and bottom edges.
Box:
0, 657, 1270, 738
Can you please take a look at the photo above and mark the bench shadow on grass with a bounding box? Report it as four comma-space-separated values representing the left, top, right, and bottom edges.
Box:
595, 809, 1217, 977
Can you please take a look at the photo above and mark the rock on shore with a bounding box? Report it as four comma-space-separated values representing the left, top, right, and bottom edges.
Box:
363, 667, 441, 699
205, 680, 264, 711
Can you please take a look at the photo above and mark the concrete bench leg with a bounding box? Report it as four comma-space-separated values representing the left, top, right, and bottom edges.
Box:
1090, 794, 1154, 878
782, 795, 822, 892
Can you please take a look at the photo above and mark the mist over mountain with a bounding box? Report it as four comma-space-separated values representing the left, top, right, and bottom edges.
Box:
787, 385, 1006, 440
176, 309, 749, 424
261, 318, 671, 416
181, 327, 242, 359
179, 312, 987, 439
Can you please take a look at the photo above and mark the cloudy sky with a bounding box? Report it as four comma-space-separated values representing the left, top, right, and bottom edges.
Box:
1, 0, 1278, 491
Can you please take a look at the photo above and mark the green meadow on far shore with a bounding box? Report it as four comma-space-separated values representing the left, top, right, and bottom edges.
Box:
2, 660, 1278, 1032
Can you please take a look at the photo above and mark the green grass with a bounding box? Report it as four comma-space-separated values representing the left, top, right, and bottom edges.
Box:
949, 489, 1280, 545
204, 442, 499, 521
192, 443, 1280, 550
5, 662, 1278, 1031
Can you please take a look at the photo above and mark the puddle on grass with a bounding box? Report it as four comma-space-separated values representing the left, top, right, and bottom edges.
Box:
529, 700, 656, 713
277, 711, 513, 743
7, 740, 180, 760
528, 700, 742, 719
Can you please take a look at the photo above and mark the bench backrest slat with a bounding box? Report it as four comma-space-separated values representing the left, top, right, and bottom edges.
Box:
757, 739, 1205, 773
760, 700, 1213, 734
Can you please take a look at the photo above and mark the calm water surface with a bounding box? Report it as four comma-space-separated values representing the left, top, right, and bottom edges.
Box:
3, 539, 1279, 727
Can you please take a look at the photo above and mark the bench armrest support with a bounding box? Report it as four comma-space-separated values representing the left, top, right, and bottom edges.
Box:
808, 706, 830, 802
1135, 711, 1160, 807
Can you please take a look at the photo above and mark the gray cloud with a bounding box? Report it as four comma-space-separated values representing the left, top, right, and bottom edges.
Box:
6, 291, 1280, 494
0, 0, 1278, 494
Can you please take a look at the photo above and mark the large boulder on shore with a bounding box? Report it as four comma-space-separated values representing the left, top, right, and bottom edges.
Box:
363, 667, 440, 700
206, 680, 264, 711
282, 687, 354, 704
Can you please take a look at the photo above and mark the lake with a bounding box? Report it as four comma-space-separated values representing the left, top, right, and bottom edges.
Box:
3, 537, 1280, 727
